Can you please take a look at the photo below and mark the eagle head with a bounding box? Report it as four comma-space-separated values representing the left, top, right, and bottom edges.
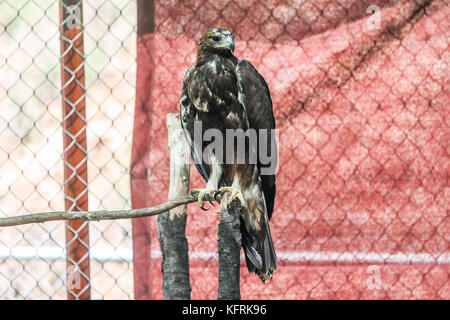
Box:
197, 28, 235, 61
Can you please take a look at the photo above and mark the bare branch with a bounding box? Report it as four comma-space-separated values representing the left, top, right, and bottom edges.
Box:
0, 194, 198, 228
157, 113, 191, 300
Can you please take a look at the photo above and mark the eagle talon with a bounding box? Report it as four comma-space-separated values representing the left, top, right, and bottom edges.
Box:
205, 194, 215, 207
190, 187, 217, 210
217, 186, 247, 207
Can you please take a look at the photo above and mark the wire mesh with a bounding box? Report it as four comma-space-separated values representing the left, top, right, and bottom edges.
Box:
0, 0, 448, 300
143, 0, 449, 299
0, 0, 136, 299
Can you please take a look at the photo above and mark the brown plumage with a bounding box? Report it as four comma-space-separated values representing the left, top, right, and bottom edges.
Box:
180, 28, 277, 282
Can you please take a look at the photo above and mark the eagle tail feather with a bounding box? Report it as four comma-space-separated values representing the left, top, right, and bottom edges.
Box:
241, 225, 263, 270
240, 207, 277, 283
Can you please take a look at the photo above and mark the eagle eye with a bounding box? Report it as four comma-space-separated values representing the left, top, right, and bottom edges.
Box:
211, 36, 220, 42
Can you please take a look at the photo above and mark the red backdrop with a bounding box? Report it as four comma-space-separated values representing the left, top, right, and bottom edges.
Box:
133, 0, 449, 299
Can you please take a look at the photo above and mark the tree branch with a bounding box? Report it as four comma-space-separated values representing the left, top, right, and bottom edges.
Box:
0, 194, 198, 228
217, 194, 242, 300
157, 113, 191, 300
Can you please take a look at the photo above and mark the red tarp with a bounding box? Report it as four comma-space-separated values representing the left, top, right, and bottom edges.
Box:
133, 0, 449, 299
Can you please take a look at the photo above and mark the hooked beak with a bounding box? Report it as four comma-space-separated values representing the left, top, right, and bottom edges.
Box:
226, 37, 235, 52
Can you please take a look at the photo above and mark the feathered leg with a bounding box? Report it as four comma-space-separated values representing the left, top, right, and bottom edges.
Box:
190, 151, 222, 210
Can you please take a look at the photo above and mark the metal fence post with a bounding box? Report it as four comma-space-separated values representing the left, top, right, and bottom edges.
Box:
59, 0, 90, 300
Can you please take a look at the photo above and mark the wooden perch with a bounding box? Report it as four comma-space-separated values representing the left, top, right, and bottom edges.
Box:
0, 194, 198, 228
157, 113, 191, 300
217, 194, 242, 300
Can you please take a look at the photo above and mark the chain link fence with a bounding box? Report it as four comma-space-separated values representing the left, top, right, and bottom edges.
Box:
0, 0, 136, 299
144, 0, 449, 299
0, 0, 449, 299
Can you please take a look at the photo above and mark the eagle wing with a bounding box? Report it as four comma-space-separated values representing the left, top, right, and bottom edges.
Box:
179, 66, 210, 182
236, 60, 277, 220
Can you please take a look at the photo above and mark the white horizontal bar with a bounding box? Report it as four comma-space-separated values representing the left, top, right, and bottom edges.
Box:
0, 246, 132, 262
1, 246, 448, 265
275, 251, 450, 265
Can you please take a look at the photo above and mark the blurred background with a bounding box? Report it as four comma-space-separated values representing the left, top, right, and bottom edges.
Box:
0, 0, 136, 299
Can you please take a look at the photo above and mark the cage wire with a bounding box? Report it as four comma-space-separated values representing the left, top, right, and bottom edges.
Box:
0, 0, 136, 299
144, 0, 449, 300
0, 0, 449, 300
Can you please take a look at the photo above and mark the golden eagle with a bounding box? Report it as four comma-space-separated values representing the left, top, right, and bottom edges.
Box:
180, 28, 277, 282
